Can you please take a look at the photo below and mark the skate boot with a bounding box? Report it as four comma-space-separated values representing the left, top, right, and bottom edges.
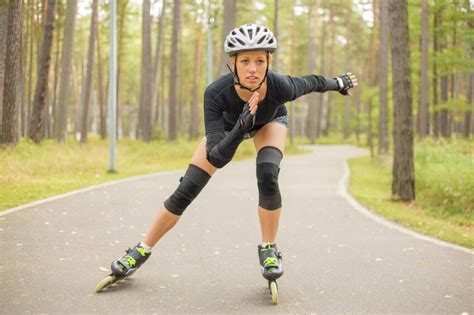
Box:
95, 243, 151, 292
111, 243, 151, 278
258, 243, 283, 281
258, 243, 283, 304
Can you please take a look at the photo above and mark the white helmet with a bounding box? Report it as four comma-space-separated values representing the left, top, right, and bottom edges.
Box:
224, 23, 277, 56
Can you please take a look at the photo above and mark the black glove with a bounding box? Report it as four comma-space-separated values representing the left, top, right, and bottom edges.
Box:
238, 103, 256, 131
335, 73, 354, 95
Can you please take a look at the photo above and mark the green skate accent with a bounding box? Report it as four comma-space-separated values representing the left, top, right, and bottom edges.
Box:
137, 247, 146, 257
263, 257, 278, 267
124, 255, 136, 267
260, 244, 275, 252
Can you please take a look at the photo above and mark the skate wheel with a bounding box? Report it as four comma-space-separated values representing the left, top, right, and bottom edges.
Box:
95, 275, 116, 292
270, 281, 278, 305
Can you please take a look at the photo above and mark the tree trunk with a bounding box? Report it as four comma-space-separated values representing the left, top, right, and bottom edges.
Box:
96, 9, 106, 139
432, 5, 439, 137
464, 65, 472, 137
79, 0, 97, 144
168, 0, 180, 140
138, 0, 152, 141
190, 25, 203, 139
367, 99, 374, 157
54, 0, 76, 142
50, 1, 62, 139
367, 0, 377, 152
315, 19, 326, 139
219, 0, 236, 75
0, 0, 22, 145
389, 0, 415, 201
117, 1, 129, 139
29, 0, 56, 143
418, 0, 430, 138
323, 7, 335, 136
289, 0, 296, 144
343, 26, 351, 140
152, 0, 167, 125
26, 0, 35, 137
305, 1, 318, 143
273, 0, 280, 72
378, 0, 389, 153
0, 3, 8, 131
440, 74, 449, 137
438, 4, 449, 138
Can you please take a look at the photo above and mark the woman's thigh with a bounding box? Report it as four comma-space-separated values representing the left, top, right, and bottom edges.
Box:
252, 123, 288, 153
190, 137, 218, 176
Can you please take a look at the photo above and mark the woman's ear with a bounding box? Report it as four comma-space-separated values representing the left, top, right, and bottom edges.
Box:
229, 56, 236, 67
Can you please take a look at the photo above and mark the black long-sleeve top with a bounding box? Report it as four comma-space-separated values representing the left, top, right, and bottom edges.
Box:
203, 70, 340, 135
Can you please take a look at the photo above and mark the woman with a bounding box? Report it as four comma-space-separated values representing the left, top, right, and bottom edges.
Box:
98, 23, 358, 290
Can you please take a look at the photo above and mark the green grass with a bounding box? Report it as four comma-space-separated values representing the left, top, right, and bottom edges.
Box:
348, 138, 473, 248
0, 136, 305, 212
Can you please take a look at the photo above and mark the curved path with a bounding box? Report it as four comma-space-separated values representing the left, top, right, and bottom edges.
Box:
0, 145, 472, 313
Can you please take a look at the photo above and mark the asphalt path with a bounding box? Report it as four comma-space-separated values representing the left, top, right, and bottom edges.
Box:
1, 145, 472, 314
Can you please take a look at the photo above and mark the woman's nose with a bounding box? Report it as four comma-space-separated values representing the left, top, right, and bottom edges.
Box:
248, 62, 256, 72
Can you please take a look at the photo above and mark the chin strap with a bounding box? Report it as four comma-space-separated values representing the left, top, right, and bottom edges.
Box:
227, 52, 269, 93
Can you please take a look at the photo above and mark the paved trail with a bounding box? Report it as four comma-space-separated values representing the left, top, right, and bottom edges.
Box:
1, 145, 472, 314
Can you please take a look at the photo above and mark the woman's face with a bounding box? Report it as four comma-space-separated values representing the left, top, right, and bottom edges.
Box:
233, 50, 268, 88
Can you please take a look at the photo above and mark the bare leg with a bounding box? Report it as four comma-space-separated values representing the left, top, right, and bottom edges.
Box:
253, 122, 287, 244
143, 137, 217, 247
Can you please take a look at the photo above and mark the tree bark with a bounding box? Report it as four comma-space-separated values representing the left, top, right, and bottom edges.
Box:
464, 64, 472, 137
272, 0, 280, 72
418, 0, 430, 138
29, 0, 56, 143
0, 3, 8, 131
152, 0, 167, 125
50, 1, 62, 139
378, 0, 389, 153
367, 0, 377, 153
0, 0, 22, 145
54, 0, 77, 143
219, 0, 236, 75
190, 24, 203, 139
323, 7, 335, 136
79, 0, 97, 144
305, 1, 318, 143
168, 0, 180, 140
315, 18, 326, 139
96, 9, 106, 139
389, 0, 415, 201
138, 0, 152, 141
432, 5, 439, 137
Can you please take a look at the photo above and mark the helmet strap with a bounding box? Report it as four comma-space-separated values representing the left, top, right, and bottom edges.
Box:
227, 52, 269, 93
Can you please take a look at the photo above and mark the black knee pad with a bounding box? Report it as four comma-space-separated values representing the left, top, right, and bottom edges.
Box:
256, 146, 283, 210
164, 164, 211, 215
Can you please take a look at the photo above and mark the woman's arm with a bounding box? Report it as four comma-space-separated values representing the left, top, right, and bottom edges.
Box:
273, 72, 358, 102
204, 90, 259, 168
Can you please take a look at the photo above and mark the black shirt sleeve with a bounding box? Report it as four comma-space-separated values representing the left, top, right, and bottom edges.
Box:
272, 72, 340, 103
203, 87, 225, 135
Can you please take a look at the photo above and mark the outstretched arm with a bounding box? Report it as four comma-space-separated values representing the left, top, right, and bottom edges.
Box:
274, 72, 359, 102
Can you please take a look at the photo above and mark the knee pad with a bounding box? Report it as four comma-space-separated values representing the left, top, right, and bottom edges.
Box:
164, 164, 211, 215
256, 146, 283, 210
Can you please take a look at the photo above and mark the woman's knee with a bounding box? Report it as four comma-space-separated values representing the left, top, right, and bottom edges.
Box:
164, 164, 211, 216
256, 146, 283, 211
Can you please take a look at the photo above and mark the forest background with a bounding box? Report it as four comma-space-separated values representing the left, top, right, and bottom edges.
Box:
0, 0, 472, 248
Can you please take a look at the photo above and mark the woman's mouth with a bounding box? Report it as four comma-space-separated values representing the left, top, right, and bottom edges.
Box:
246, 76, 259, 82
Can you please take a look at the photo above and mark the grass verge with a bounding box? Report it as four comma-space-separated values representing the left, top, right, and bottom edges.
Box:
348, 138, 473, 248
0, 136, 305, 212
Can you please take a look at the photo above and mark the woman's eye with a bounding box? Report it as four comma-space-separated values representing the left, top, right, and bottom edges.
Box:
241, 59, 249, 64
257, 60, 265, 64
